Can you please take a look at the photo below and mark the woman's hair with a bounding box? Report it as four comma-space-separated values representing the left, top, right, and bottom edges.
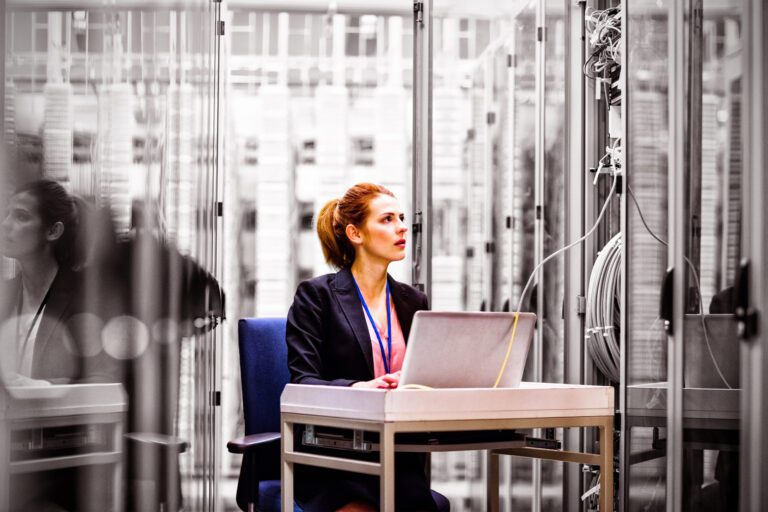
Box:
14, 179, 82, 269
316, 183, 395, 269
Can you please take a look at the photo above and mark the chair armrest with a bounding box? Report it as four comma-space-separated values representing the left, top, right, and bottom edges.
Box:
125, 432, 189, 453
227, 432, 281, 454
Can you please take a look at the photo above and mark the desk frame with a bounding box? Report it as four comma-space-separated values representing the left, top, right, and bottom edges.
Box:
0, 384, 126, 512
282, 413, 614, 512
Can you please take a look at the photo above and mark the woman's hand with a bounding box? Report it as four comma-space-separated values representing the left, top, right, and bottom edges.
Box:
351, 371, 401, 389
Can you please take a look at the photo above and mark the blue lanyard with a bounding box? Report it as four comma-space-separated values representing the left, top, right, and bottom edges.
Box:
353, 279, 392, 375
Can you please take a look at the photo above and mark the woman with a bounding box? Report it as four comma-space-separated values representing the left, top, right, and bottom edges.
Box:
0, 179, 110, 386
286, 183, 439, 512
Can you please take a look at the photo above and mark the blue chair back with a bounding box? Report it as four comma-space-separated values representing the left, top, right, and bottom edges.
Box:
238, 318, 289, 436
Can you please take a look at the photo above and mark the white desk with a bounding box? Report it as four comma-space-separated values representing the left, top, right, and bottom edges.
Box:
0, 384, 127, 512
281, 382, 615, 511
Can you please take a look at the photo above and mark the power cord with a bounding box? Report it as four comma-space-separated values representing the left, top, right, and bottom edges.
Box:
401, 156, 620, 389
627, 185, 733, 389
489, 171, 620, 388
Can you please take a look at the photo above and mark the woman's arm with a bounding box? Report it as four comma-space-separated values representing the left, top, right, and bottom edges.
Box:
286, 280, 357, 387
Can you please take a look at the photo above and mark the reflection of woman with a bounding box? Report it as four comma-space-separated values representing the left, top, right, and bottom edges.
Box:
0, 179, 107, 385
287, 183, 438, 511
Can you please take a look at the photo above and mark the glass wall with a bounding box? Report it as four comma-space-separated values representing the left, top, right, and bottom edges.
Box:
427, 1, 571, 509
0, 2, 222, 510
623, 1, 671, 510
1, 1, 762, 511
540, 1, 566, 509
678, 1, 742, 510
623, 1, 744, 510
221, 5, 417, 509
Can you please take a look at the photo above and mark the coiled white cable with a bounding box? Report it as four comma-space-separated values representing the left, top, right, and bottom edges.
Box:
585, 233, 622, 382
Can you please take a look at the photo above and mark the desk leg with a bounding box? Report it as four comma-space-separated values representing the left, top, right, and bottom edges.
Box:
282, 418, 294, 512
487, 450, 500, 512
0, 426, 8, 512
599, 419, 614, 511
380, 424, 395, 512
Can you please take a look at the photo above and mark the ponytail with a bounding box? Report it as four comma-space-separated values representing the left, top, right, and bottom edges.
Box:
316, 198, 353, 269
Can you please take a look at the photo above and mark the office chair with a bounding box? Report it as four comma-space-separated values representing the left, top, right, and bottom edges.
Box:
228, 317, 450, 512
228, 318, 295, 512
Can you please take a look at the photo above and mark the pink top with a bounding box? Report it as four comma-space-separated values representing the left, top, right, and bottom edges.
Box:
362, 299, 406, 377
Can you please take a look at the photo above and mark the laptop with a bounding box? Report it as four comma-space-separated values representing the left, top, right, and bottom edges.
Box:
398, 311, 537, 389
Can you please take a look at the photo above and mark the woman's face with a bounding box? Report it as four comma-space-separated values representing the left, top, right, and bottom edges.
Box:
353, 194, 408, 263
0, 192, 48, 260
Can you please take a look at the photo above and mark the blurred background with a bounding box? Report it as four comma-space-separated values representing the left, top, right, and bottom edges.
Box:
0, 0, 766, 511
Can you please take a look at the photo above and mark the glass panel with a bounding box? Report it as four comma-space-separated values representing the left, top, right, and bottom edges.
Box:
681, 1, 742, 510
1, 3, 220, 510
224, 7, 413, 503
430, 2, 546, 510
506, 6, 537, 510
625, 1, 670, 510
541, 1, 566, 509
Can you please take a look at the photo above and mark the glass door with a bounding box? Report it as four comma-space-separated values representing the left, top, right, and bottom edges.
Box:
623, 2, 745, 510
622, 1, 671, 510
740, 1, 768, 510
673, 0, 743, 510
1, 3, 222, 510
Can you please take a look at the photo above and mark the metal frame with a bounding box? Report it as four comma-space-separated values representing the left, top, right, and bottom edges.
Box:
741, 0, 766, 510
411, 0, 432, 300
6, 0, 213, 10
666, 1, 687, 510
617, 0, 628, 509
0, 0, 5, 135
563, 1, 589, 509
506, 23, 519, 312
532, 1, 547, 508
281, 413, 614, 512
482, 51, 495, 311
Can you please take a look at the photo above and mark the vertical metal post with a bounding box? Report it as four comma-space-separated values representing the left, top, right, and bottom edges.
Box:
564, 0, 587, 509
412, 0, 432, 300
741, 1, 766, 510
281, 418, 294, 512
0, 0, 5, 138
380, 424, 396, 512
483, 53, 495, 310
667, 1, 687, 511
507, 27, 518, 312
618, 1, 629, 510
211, 2, 225, 509
687, 0, 704, 282
487, 450, 500, 512
533, 1, 546, 510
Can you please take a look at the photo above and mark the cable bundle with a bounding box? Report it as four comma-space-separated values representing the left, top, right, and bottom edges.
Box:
593, 138, 622, 184
586, 233, 622, 383
583, 7, 621, 81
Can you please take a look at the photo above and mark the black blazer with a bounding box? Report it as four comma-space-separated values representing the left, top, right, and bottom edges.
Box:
0, 268, 118, 384
286, 267, 429, 386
